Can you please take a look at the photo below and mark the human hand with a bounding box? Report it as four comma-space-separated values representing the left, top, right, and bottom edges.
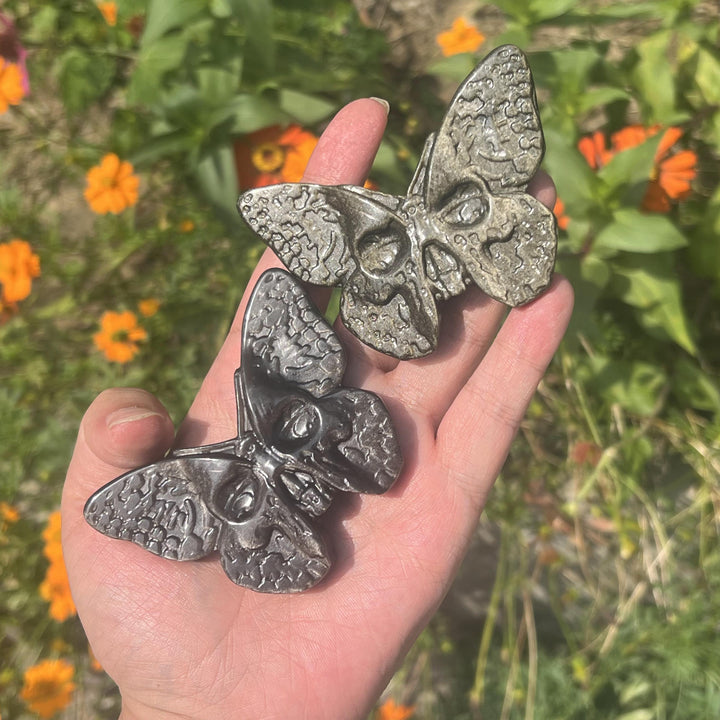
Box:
62, 98, 573, 720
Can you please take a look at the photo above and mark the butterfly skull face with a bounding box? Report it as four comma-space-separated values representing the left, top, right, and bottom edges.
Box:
238, 45, 557, 359
351, 177, 493, 306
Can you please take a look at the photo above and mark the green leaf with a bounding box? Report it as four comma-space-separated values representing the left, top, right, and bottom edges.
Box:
587, 356, 668, 416
25, 5, 59, 43
426, 54, 476, 82
142, 0, 206, 46
128, 35, 190, 105
196, 66, 241, 107
129, 131, 199, 166
542, 125, 598, 212
577, 86, 630, 113
232, 0, 275, 81
611, 255, 697, 354
226, 94, 288, 135
528, 0, 577, 20
597, 133, 662, 191
57, 49, 115, 115
632, 31, 685, 123
671, 358, 720, 413
194, 147, 240, 220
695, 47, 720, 106
594, 210, 688, 253
278, 89, 336, 125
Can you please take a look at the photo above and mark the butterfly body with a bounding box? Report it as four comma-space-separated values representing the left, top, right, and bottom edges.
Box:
85, 270, 403, 593
238, 45, 557, 359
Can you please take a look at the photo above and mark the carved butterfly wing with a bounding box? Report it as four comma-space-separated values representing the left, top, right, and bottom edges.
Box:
238, 183, 439, 358
419, 44, 557, 306
241, 269, 403, 497
216, 465, 331, 593
84, 456, 233, 561
84, 452, 331, 593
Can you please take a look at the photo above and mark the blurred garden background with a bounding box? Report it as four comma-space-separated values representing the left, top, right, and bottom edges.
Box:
1, 0, 719, 717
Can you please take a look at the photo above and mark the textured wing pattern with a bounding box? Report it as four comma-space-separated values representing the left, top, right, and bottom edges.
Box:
311, 389, 404, 494
239, 184, 356, 285
220, 492, 330, 593
84, 458, 227, 560
428, 44, 544, 200
341, 285, 437, 360
447, 193, 557, 306
243, 269, 345, 397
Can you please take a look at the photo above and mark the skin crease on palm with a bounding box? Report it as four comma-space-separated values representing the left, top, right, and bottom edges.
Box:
62, 97, 574, 720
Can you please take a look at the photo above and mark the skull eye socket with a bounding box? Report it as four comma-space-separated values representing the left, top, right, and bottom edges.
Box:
272, 398, 320, 451
356, 225, 408, 276
214, 478, 257, 523
438, 182, 489, 227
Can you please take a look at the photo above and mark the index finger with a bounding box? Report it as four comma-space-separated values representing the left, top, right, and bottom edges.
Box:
175, 98, 390, 449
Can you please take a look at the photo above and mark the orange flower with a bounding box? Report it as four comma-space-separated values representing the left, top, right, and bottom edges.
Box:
138, 297, 160, 317
20, 659, 76, 718
179, 218, 195, 233
42, 511, 63, 563
40, 560, 77, 622
553, 197, 569, 230
648, 128, 697, 210
40, 512, 76, 622
0, 238, 40, 306
436, 18, 485, 57
0, 502, 19, 523
580, 125, 697, 212
0, 57, 24, 113
234, 125, 318, 190
84, 153, 140, 215
611, 125, 697, 212
97, 2, 117, 26
577, 130, 614, 170
376, 699, 415, 720
93, 310, 147, 362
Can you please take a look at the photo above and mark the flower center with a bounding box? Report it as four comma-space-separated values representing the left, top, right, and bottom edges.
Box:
251, 142, 285, 173
111, 329, 130, 344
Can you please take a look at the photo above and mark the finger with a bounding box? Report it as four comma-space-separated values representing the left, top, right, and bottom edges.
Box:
437, 274, 573, 513
176, 98, 389, 448
526, 168, 556, 209
61, 389, 175, 594
372, 170, 558, 427
375, 289, 507, 428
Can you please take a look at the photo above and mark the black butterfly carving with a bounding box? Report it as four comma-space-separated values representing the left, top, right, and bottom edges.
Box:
84, 269, 403, 593
237, 45, 557, 360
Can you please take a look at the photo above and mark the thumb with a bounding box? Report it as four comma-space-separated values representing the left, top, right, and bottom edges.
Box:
61, 388, 175, 592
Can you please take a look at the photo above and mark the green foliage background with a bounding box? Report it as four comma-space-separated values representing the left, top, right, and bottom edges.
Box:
1, 0, 719, 718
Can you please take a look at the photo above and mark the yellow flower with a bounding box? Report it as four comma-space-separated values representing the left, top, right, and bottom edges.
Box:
20, 659, 76, 718
0, 238, 40, 306
40, 559, 77, 622
97, 2, 117, 26
234, 125, 319, 190
93, 310, 147, 362
376, 699, 415, 720
84, 153, 140, 215
138, 297, 160, 317
0, 57, 24, 113
436, 18, 485, 57
0, 502, 19, 523
179, 218, 195, 232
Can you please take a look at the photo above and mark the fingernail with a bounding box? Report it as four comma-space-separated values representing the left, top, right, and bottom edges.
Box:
107, 406, 164, 430
369, 97, 390, 115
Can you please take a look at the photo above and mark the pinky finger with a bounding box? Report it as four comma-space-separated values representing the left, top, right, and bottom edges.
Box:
436, 275, 574, 512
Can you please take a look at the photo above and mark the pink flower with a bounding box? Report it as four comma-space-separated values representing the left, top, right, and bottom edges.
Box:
0, 12, 30, 95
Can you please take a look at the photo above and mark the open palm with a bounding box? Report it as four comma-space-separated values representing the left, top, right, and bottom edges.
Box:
62, 98, 573, 720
